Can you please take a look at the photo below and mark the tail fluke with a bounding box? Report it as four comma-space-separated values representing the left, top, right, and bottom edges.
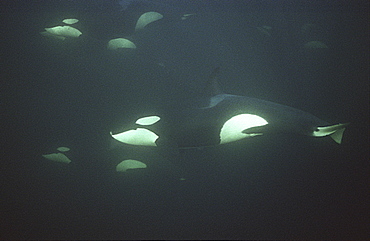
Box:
313, 123, 350, 144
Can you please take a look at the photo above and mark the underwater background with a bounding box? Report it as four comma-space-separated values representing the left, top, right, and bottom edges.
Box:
1, 0, 369, 239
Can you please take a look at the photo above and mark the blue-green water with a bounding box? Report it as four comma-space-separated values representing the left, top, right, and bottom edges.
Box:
1, 1, 369, 239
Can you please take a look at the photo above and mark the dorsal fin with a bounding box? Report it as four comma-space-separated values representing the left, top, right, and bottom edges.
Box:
202, 67, 223, 96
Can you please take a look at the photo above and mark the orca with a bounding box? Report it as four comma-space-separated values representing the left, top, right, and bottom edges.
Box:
111, 68, 349, 150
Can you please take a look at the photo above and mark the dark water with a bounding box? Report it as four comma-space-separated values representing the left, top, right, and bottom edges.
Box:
1, 0, 369, 239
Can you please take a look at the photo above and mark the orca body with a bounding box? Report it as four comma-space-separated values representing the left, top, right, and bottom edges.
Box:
111, 69, 348, 149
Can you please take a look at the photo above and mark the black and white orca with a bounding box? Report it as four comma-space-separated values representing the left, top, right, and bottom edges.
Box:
110, 68, 349, 150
